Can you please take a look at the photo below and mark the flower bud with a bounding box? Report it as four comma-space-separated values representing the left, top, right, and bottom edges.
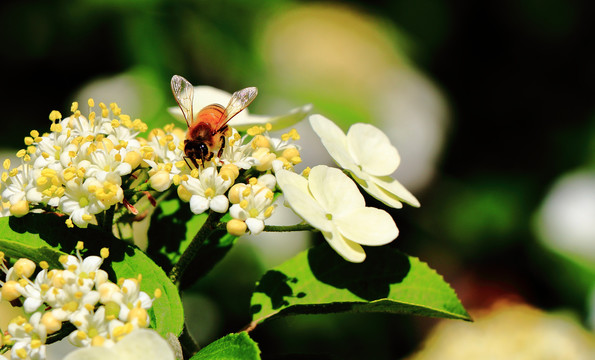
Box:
220, 164, 240, 182
149, 170, 172, 192
227, 219, 247, 236
1, 281, 21, 301
253, 148, 276, 171
14, 258, 36, 278
228, 184, 245, 204
177, 184, 192, 202
41, 311, 62, 334
9, 200, 29, 217
124, 151, 142, 169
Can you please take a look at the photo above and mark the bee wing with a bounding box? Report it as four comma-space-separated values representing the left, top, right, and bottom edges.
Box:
171, 75, 195, 127
219, 87, 258, 129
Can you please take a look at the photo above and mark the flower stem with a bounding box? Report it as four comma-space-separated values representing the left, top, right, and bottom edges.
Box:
263, 224, 315, 232
102, 207, 115, 233
168, 210, 224, 286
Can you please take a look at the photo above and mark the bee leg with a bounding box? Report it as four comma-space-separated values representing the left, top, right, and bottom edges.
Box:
217, 135, 226, 159
184, 156, 199, 170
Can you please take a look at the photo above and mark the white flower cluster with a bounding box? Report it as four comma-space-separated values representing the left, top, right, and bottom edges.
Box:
274, 115, 420, 263
0, 100, 147, 228
0, 242, 159, 360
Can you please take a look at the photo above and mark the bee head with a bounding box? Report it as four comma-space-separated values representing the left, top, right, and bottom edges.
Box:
184, 140, 212, 167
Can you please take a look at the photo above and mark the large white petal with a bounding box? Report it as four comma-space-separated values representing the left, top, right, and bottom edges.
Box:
275, 169, 331, 232
334, 207, 398, 246
308, 165, 364, 215
309, 115, 356, 170
240, 103, 312, 130
63, 346, 118, 360
346, 123, 400, 176
371, 175, 420, 208
350, 174, 403, 209
322, 228, 366, 263
113, 328, 175, 360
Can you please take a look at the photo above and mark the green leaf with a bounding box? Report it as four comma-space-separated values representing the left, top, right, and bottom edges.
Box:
147, 197, 238, 288
0, 214, 184, 338
190, 333, 261, 360
249, 244, 471, 326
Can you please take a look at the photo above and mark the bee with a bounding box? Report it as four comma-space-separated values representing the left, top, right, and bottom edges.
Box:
171, 75, 258, 169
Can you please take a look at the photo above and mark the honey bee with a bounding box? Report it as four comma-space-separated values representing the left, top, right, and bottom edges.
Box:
171, 75, 258, 168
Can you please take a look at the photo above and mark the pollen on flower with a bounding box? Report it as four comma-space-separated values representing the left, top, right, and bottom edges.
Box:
252, 135, 270, 149
49, 110, 62, 122
247, 125, 266, 136
100, 248, 109, 259
16, 347, 27, 359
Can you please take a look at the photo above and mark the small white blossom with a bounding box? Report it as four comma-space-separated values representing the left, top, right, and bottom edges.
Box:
181, 166, 232, 214
309, 114, 419, 208
60, 178, 107, 228
112, 279, 153, 324
2, 164, 35, 205
67, 307, 115, 348
7, 312, 47, 360
17, 269, 51, 313
276, 165, 399, 263
229, 175, 277, 235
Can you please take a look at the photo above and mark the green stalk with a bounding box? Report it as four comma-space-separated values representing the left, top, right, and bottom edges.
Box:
168, 210, 224, 285
262, 224, 315, 232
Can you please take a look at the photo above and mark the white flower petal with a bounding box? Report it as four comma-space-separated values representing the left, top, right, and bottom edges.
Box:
275, 170, 331, 232
23, 297, 43, 313
351, 175, 403, 209
113, 329, 176, 360
63, 346, 117, 360
246, 218, 265, 235
189, 196, 210, 214
229, 204, 247, 220
346, 123, 400, 176
322, 228, 366, 263
370, 175, 420, 208
239, 103, 312, 130
334, 207, 398, 246
308, 165, 364, 215
209, 195, 229, 213
309, 115, 356, 169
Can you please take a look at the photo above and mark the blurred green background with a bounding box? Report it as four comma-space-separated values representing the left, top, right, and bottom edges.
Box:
2, 0, 595, 358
